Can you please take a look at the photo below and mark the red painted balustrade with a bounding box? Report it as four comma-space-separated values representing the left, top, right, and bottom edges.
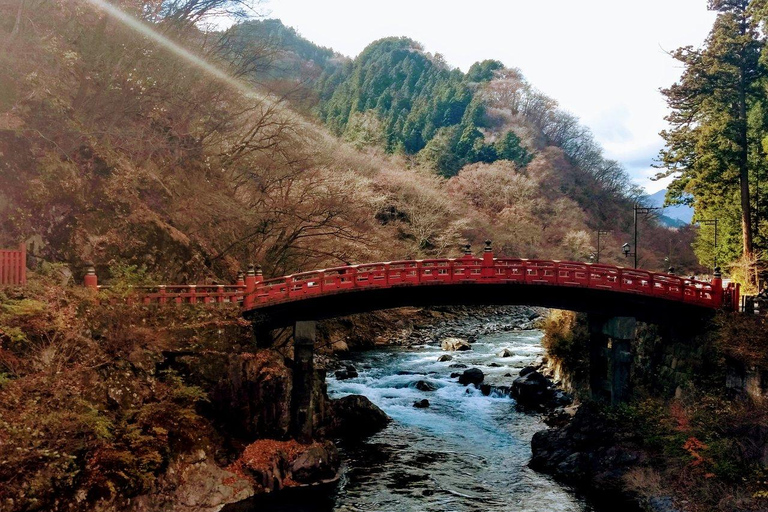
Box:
254, 257, 733, 310
84, 257, 738, 311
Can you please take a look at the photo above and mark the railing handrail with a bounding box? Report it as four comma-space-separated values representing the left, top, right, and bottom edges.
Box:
84, 256, 735, 311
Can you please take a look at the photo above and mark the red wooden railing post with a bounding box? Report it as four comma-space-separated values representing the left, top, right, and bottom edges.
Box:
84, 262, 98, 290
481, 240, 494, 278
189, 284, 197, 304
244, 264, 257, 309
711, 266, 724, 308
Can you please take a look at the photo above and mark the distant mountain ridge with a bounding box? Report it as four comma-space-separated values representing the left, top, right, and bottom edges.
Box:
644, 189, 694, 226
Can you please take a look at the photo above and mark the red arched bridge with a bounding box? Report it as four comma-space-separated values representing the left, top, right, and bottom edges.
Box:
84, 246, 739, 327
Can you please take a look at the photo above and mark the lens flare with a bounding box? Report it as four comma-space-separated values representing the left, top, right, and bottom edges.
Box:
85, 0, 274, 104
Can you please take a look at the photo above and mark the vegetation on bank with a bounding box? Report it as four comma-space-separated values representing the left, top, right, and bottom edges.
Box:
541, 310, 768, 511
0, 272, 252, 511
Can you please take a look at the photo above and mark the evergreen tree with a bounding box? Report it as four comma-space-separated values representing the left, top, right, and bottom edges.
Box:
658, 0, 763, 262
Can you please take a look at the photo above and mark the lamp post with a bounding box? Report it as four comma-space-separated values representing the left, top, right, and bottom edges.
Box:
698, 218, 719, 271
622, 243, 634, 262
596, 230, 610, 263
629, 204, 662, 269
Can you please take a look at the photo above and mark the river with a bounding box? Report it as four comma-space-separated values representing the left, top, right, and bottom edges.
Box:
254, 326, 595, 512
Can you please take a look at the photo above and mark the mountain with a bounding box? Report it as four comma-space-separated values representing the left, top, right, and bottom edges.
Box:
645, 189, 694, 225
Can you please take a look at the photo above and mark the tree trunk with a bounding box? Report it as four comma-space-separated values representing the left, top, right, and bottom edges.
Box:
738, 19, 754, 260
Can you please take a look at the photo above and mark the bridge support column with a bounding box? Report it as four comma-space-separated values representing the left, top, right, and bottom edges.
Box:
588, 315, 636, 405
291, 320, 316, 444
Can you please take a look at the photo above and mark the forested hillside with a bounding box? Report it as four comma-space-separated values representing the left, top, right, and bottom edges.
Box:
0, 3, 696, 288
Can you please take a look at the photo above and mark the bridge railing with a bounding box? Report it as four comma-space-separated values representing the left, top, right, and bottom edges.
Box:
82, 254, 736, 311
252, 258, 729, 310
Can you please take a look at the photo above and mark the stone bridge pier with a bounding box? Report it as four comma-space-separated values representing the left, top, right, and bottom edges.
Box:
588, 315, 636, 404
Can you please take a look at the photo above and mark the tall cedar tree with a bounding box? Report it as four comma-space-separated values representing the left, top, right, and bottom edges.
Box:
658, 0, 761, 262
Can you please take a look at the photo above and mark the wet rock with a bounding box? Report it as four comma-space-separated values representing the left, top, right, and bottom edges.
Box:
458, 368, 484, 386
334, 368, 358, 380
290, 441, 340, 484
450, 372, 462, 378
488, 362, 502, 367
413, 399, 430, 408
498, 348, 514, 358
441, 337, 472, 351
448, 363, 468, 369
504, 373, 513, 377
415, 380, 437, 392
480, 384, 492, 396
331, 395, 390, 437
437, 354, 453, 362
511, 370, 553, 409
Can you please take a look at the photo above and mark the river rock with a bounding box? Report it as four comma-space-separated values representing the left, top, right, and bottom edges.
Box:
458, 368, 484, 385
511, 370, 553, 409
449, 363, 467, 369
441, 337, 472, 351
498, 348, 514, 358
290, 441, 340, 484
335, 365, 359, 380
437, 354, 453, 362
413, 399, 430, 408
488, 362, 501, 367
415, 380, 437, 392
330, 395, 390, 437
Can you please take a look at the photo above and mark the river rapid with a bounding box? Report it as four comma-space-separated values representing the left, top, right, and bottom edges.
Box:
254, 321, 596, 512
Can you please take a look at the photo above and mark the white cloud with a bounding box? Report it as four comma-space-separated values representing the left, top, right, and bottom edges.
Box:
264, 0, 716, 192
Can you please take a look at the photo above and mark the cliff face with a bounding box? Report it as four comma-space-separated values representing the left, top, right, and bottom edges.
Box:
533, 311, 768, 512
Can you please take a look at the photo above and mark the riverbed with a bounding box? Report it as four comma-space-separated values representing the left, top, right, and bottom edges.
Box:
254, 327, 594, 511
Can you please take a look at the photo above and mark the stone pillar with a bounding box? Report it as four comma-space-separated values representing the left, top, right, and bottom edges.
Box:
602, 316, 636, 405
587, 315, 636, 404
587, 314, 611, 402
292, 320, 316, 443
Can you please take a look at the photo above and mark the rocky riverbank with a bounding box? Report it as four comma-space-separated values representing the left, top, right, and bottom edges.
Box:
528, 310, 768, 512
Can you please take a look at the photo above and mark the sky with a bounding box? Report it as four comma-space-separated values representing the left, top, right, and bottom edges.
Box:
260, 0, 718, 193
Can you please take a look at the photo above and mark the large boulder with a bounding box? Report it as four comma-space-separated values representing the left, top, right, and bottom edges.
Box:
441, 337, 472, 351
330, 395, 390, 437
511, 370, 553, 409
458, 368, 484, 386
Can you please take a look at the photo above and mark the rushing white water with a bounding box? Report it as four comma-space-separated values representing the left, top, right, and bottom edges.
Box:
319, 329, 593, 512
241, 327, 596, 512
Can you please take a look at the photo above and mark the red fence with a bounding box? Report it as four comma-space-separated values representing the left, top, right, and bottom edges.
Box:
84, 255, 738, 312
0, 243, 26, 286
253, 257, 732, 310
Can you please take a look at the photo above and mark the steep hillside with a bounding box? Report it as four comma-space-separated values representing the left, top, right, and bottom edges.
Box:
0, 5, 700, 288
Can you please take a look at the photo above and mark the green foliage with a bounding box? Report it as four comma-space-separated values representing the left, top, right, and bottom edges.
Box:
659, 0, 768, 270
314, 37, 532, 176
